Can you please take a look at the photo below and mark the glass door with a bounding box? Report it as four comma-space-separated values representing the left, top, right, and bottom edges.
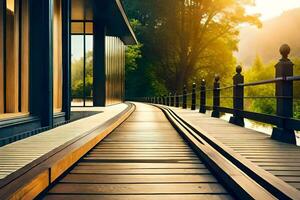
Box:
71, 0, 94, 107
71, 21, 93, 107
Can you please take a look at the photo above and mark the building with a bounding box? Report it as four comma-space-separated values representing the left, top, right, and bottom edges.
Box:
0, 0, 137, 145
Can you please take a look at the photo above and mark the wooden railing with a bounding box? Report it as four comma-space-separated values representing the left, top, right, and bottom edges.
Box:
141, 44, 300, 144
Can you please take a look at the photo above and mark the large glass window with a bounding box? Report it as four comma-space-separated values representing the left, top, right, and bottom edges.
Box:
0, 0, 29, 119
70, 0, 94, 107
71, 23, 94, 107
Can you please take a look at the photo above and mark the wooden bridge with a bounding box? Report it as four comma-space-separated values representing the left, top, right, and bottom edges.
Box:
0, 102, 300, 199
0, 46, 300, 199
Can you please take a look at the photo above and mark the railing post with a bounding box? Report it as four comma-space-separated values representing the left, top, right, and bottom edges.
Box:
271, 44, 295, 144
182, 85, 187, 109
170, 92, 174, 106
230, 66, 245, 127
199, 79, 206, 113
191, 83, 196, 110
212, 75, 220, 118
175, 91, 179, 107
166, 94, 170, 106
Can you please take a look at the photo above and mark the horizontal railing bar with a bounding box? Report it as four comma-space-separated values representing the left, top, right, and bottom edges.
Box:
287, 75, 300, 81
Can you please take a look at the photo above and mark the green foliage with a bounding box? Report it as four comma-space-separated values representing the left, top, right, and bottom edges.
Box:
126, 44, 142, 72
123, 0, 260, 98
71, 51, 93, 98
244, 56, 300, 119
293, 57, 300, 119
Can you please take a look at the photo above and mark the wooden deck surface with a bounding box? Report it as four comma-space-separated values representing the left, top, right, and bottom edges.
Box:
169, 107, 300, 191
44, 103, 233, 200
0, 104, 129, 180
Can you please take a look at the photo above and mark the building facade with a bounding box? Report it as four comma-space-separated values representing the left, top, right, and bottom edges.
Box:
0, 0, 136, 145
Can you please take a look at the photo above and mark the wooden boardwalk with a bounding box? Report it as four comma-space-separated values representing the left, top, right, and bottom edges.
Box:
44, 103, 233, 200
2, 102, 300, 199
0, 104, 129, 180
168, 107, 300, 191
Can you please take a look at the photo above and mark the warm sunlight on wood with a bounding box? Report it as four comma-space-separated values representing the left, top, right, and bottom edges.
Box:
0, 1, 300, 199
6, 0, 14, 12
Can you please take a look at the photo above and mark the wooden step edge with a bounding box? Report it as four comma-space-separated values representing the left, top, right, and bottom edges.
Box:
0, 103, 135, 200
159, 104, 300, 200
155, 104, 277, 200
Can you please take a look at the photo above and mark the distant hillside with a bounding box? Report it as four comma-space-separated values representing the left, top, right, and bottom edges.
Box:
236, 8, 300, 67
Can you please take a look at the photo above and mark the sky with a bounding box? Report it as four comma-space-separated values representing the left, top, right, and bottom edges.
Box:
71, 36, 93, 61
71, 0, 300, 60
246, 0, 300, 21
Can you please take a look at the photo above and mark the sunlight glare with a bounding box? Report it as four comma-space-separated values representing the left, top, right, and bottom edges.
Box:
246, 0, 300, 20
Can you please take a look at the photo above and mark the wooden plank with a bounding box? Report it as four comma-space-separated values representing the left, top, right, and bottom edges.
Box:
70, 168, 211, 175
43, 103, 233, 199
268, 171, 300, 176
60, 174, 217, 183
89, 149, 193, 152
262, 166, 300, 171
5, 1, 19, 113
43, 194, 233, 200
0, 104, 134, 199
76, 163, 207, 169
168, 105, 300, 195
0, 0, 3, 114
83, 156, 198, 160
53, 0, 63, 112
21, 0, 29, 113
48, 183, 228, 194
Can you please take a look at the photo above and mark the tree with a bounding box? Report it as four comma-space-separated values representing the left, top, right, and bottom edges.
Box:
123, 0, 261, 96
71, 51, 93, 99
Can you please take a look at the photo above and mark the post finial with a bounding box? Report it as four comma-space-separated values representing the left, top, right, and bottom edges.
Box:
236, 65, 242, 74
280, 44, 290, 59
214, 74, 220, 82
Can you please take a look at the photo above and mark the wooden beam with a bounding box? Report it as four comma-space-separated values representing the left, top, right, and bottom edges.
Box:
62, 0, 71, 120
29, 0, 53, 127
21, 0, 29, 114
0, 0, 4, 114
5, 1, 19, 113
53, 0, 63, 112
93, 2, 106, 106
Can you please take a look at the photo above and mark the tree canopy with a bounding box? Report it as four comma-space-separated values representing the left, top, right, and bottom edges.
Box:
123, 0, 261, 98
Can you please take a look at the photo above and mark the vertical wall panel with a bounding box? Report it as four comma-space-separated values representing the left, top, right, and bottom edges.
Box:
0, 0, 4, 114
6, 0, 19, 113
105, 36, 125, 105
21, 0, 29, 113
53, 0, 63, 112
